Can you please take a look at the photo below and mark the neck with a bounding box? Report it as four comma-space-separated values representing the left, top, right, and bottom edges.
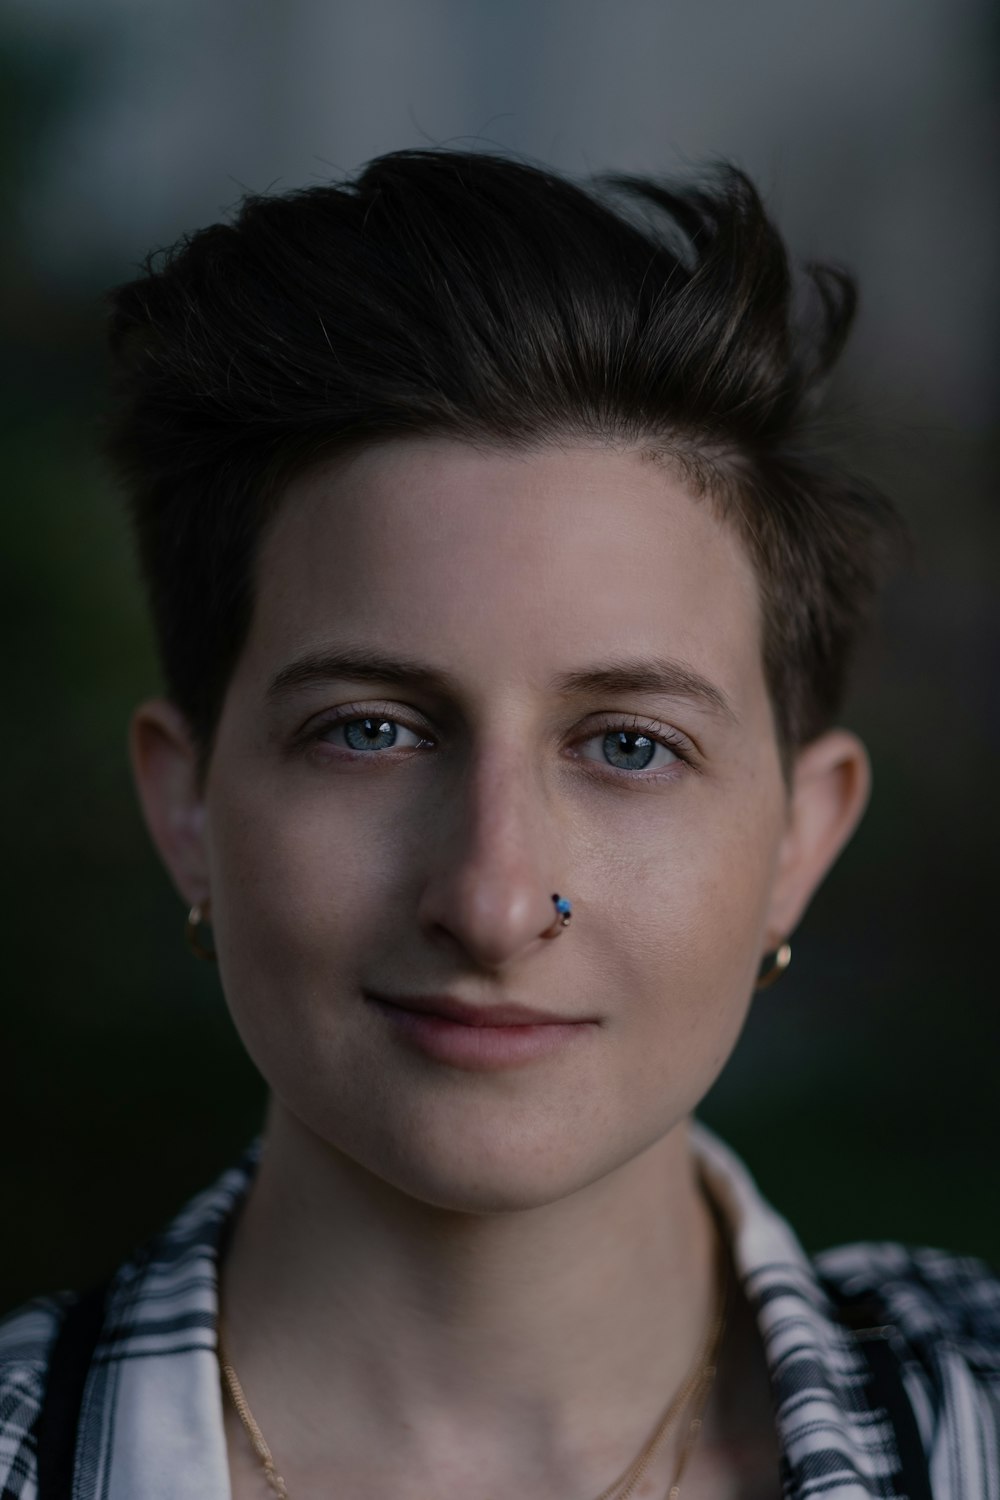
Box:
219, 1102, 719, 1496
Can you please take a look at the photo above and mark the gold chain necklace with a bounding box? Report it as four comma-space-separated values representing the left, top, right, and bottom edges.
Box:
218, 1239, 729, 1500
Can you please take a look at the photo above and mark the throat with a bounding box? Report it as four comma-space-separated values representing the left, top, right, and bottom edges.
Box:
217, 1111, 762, 1497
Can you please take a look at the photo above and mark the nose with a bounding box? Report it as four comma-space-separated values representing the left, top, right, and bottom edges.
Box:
415, 749, 566, 970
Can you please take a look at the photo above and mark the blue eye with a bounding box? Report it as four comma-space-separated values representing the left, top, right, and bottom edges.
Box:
307, 711, 688, 775
579, 728, 681, 773
344, 717, 397, 751
328, 717, 426, 752
605, 730, 658, 770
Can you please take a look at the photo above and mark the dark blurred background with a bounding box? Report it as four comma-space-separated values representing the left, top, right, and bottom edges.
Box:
2, 0, 998, 1313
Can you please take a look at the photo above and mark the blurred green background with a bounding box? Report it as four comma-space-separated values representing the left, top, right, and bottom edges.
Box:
2, 0, 998, 1313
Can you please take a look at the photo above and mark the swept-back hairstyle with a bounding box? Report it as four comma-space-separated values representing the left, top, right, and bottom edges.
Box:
106, 149, 903, 771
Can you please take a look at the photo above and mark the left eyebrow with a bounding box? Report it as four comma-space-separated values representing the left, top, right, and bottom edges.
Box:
551, 656, 739, 724
265, 646, 738, 725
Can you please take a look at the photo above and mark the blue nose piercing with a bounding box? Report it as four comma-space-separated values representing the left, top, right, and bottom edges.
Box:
544, 893, 573, 937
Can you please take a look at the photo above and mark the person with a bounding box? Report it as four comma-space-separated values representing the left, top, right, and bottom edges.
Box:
1, 148, 997, 1500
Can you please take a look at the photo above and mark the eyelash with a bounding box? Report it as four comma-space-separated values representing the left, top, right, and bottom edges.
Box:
299, 703, 698, 780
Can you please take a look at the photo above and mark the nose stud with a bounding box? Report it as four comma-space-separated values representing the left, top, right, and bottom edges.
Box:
542, 893, 573, 938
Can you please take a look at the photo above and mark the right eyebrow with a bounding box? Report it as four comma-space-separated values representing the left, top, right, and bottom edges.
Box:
266, 648, 464, 704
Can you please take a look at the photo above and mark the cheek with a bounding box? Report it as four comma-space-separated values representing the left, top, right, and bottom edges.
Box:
204, 771, 400, 1041
600, 793, 780, 1102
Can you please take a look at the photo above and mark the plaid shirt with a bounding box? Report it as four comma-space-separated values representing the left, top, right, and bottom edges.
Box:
2, 1125, 998, 1499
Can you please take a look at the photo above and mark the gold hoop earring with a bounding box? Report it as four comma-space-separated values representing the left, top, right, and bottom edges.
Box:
185, 902, 217, 963
755, 941, 791, 990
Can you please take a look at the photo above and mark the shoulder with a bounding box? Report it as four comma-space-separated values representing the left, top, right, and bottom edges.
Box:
815, 1238, 1000, 1376
0, 1148, 257, 1497
0, 1292, 73, 1498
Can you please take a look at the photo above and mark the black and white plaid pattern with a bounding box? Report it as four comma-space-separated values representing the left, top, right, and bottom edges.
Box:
2, 1127, 998, 1498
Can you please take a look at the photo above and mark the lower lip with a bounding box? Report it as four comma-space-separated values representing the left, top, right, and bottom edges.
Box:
368, 999, 596, 1070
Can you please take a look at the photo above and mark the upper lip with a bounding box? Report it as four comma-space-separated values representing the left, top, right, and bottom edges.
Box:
367, 992, 592, 1027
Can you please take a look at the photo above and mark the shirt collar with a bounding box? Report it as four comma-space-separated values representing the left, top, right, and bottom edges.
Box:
691, 1124, 905, 1497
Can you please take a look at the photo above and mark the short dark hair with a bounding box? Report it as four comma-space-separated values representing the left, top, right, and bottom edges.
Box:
105, 149, 904, 772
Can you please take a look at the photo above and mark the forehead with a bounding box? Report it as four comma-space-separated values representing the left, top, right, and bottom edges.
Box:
247, 437, 765, 704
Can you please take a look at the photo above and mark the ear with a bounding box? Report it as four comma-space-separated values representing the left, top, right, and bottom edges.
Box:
129, 698, 210, 906
763, 728, 871, 949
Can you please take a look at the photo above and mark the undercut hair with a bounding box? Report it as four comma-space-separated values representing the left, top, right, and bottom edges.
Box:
105, 149, 904, 772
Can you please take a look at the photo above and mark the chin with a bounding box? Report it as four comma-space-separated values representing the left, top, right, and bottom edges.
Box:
301, 1091, 672, 1217
262, 1034, 691, 1216
377, 1144, 605, 1216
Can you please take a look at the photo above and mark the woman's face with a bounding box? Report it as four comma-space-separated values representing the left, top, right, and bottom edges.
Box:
152, 438, 866, 1211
